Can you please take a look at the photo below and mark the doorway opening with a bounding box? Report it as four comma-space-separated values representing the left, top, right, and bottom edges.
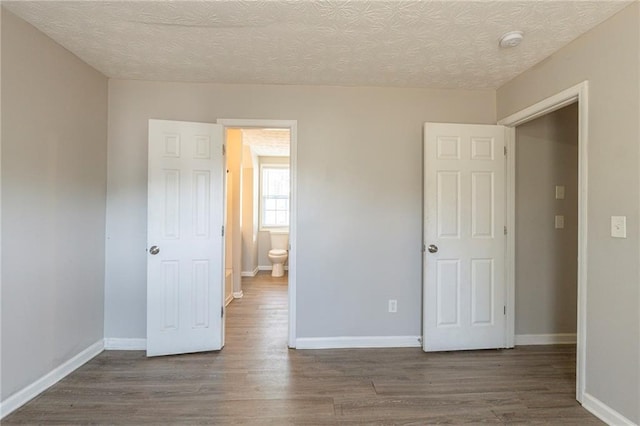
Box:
218, 119, 297, 349
500, 82, 589, 403
513, 102, 579, 383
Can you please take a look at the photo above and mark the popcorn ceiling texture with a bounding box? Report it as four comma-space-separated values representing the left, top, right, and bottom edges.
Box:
3, 1, 630, 89
242, 129, 290, 157
242, 129, 291, 157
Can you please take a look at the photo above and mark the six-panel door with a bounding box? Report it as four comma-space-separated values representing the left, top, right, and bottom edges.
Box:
147, 120, 225, 357
423, 123, 506, 351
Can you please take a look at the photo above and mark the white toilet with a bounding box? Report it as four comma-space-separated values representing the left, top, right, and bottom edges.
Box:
268, 231, 289, 277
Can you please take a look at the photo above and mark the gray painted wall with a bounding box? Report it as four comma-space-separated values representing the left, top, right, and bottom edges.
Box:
257, 231, 273, 269
515, 104, 578, 335
1, 10, 107, 401
104, 81, 495, 339
497, 3, 639, 422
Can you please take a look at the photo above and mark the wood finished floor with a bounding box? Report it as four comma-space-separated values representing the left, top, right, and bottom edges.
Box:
5, 272, 601, 425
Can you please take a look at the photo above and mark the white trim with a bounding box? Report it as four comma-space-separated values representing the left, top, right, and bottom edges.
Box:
0, 340, 104, 419
240, 267, 259, 277
582, 393, 637, 426
514, 333, 577, 345
296, 336, 421, 350
505, 127, 516, 348
103, 338, 147, 350
225, 293, 234, 306
500, 81, 589, 403
0, 9, 3, 410
258, 265, 289, 271
232, 290, 244, 299
497, 83, 583, 127
217, 119, 298, 349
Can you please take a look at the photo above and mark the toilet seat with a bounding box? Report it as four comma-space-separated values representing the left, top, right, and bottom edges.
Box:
269, 249, 287, 256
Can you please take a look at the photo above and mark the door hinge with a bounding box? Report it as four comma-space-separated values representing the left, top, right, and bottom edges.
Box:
422, 243, 426, 253
222, 144, 226, 155
504, 226, 507, 235
504, 146, 507, 156
504, 306, 506, 315
221, 306, 224, 318
221, 225, 225, 236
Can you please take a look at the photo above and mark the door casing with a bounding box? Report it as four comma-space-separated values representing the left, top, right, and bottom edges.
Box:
217, 118, 298, 348
498, 81, 589, 403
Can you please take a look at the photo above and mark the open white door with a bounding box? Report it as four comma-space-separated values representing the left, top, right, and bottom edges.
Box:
423, 123, 506, 352
147, 119, 225, 357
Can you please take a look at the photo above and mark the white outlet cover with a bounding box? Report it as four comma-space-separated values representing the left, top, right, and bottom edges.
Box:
555, 215, 565, 229
555, 185, 565, 200
611, 216, 627, 238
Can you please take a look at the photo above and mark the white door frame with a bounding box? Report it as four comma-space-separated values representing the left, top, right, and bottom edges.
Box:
217, 118, 298, 349
498, 81, 589, 403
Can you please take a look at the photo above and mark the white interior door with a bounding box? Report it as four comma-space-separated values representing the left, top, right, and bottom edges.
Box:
423, 123, 506, 352
147, 119, 225, 357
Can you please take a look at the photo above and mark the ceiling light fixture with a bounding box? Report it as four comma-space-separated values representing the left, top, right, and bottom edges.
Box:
499, 31, 524, 48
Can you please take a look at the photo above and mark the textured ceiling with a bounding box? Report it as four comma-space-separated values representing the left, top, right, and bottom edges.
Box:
242, 129, 290, 157
3, 1, 632, 89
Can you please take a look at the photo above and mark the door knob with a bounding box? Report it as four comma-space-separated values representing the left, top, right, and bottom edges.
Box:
149, 245, 160, 255
427, 244, 438, 253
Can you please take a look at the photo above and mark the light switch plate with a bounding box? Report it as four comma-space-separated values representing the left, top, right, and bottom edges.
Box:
555, 215, 565, 229
611, 216, 627, 238
555, 185, 565, 200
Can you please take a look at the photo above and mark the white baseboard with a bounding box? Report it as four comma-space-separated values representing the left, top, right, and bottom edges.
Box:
296, 335, 421, 350
233, 291, 244, 299
514, 333, 576, 345
0, 340, 104, 419
241, 267, 259, 277
225, 293, 234, 306
258, 265, 289, 271
103, 338, 147, 350
582, 392, 636, 426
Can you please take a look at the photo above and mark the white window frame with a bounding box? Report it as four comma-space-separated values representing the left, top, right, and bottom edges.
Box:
259, 163, 290, 230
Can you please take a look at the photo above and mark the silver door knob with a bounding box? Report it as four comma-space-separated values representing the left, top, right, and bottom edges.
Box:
149, 245, 160, 255
427, 244, 438, 253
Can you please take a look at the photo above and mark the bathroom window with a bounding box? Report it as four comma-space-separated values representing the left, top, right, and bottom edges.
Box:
260, 165, 289, 228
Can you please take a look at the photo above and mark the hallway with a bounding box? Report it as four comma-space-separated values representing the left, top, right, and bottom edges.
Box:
225, 272, 289, 353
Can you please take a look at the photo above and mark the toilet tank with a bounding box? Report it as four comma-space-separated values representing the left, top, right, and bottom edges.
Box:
270, 231, 289, 250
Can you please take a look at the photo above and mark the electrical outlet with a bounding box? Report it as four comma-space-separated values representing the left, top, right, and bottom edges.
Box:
388, 299, 397, 313
555, 215, 565, 229
555, 185, 565, 200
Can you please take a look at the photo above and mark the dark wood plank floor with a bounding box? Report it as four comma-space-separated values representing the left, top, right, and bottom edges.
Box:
5, 272, 601, 424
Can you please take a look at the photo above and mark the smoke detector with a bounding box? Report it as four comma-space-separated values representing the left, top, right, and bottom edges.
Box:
499, 31, 524, 48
